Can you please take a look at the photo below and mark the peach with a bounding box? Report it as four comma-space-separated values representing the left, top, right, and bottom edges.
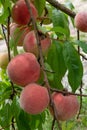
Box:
11, 0, 38, 25
74, 11, 87, 32
0, 52, 9, 69
7, 53, 40, 86
41, 37, 51, 55
23, 31, 38, 57
51, 93, 80, 121
20, 83, 50, 114
10, 23, 30, 46
23, 31, 51, 57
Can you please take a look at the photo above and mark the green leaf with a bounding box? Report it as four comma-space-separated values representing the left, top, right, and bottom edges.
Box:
63, 42, 83, 92
51, 26, 69, 37
73, 40, 87, 53
0, 87, 12, 103
16, 110, 30, 130
44, 62, 54, 81
34, 0, 45, 16
29, 112, 46, 130
0, 9, 9, 24
47, 40, 67, 89
11, 96, 20, 118
16, 109, 46, 130
51, 9, 70, 38
64, 1, 75, 26
0, 103, 12, 128
0, 0, 11, 24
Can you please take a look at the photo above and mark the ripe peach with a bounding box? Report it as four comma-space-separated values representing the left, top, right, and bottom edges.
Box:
41, 37, 51, 55
74, 11, 87, 32
51, 93, 80, 121
23, 31, 51, 57
20, 83, 50, 114
0, 52, 9, 69
10, 23, 30, 46
7, 53, 40, 86
23, 31, 38, 57
11, 0, 38, 25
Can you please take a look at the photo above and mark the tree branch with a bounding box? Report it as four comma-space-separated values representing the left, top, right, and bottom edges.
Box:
50, 88, 87, 97
46, 0, 76, 18
80, 53, 87, 60
25, 0, 62, 129
77, 29, 83, 119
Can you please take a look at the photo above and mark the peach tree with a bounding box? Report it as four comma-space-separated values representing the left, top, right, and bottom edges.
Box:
0, 0, 87, 130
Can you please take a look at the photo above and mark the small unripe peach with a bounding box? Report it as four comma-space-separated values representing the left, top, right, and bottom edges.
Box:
74, 11, 87, 32
23, 31, 51, 57
20, 83, 50, 114
52, 93, 80, 121
7, 53, 40, 86
11, 0, 38, 25
10, 23, 30, 46
0, 52, 9, 69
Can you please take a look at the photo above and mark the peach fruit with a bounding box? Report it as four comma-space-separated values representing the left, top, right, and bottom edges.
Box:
51, 93, 80, 121
11, 0, 38, 25
41, 36, 51, 55
20, 83, 50, 114
7, 53, 40, 86
23, 31, 38, 57
0, 52, 9, 69
10, 23, 30, 46
74, 11, 87, 32
23, 31, 51, 57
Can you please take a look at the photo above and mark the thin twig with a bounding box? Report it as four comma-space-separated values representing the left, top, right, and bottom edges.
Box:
77, 81, 83, 119
46, 0, 76, 18
11, 117, 15, 130
77, 29, 83, 119
6, 10, 16, 101
51, 103, 62, 130
50, 88, 87, 97
7, 8, 11, 62
80, 53, 87, 60
1, 24, 8, 46
24, 0, 62, 129
77, 30, 80, 53
51, 117, 56, 130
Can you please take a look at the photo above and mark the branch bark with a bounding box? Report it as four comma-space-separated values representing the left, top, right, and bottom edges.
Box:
25, 0, 62, 129
50, 88, 87, 97
46, 0, 76, 18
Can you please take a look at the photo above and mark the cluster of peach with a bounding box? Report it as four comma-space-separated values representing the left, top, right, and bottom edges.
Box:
8, 0, 51, 116
1, 0, 84, 121
10, 0, 51, 56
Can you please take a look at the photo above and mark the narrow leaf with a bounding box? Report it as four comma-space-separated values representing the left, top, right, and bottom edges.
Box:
63, 42, 83, 92
47, 40, 67, 89
34, 0, 45, 16
51, 9, 70, 38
